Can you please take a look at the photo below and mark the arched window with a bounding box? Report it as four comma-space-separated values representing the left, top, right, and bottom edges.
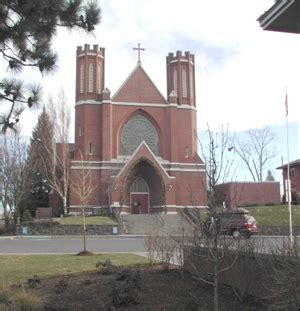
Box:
190, 68, 194, 101
173, 69, 178, 95
120, 114, 158, 155
97, 63, 101, 94
130, 177, 149, 193
80, 64, 84, 93
182, 69, 187, 98
88, 143, 93, 154
88, 63, 94, 93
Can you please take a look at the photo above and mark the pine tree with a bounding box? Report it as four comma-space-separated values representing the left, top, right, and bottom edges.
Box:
0, 1, 101, 132
25, 108, 54, 209
266, 170, 275, 181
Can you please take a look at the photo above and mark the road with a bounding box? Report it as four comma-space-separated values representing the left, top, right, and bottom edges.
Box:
0, 236, 146, 254
0, 235, 298, 255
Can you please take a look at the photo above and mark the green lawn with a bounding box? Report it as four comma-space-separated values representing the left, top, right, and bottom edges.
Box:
246, 205, 300, 226
0, 254, 149, 285
57, 215, 117, 225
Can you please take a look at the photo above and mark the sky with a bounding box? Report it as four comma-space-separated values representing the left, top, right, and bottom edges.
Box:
1, 0, 299, 173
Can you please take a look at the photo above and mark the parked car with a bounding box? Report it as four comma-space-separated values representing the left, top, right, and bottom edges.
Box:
206, 208, 259, 238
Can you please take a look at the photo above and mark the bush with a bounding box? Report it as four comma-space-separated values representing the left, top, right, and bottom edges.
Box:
21, 210, 33, 223
265, 202, 275, 206
0, 287, 11, 305
27, 275, 41, 288
13, 288, 44, 311
110, 268, 144, 308
0, 286, 44, 310
96, 259, 115, 275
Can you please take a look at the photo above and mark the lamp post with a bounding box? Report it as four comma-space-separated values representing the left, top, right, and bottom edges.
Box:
285, 93, 293, 245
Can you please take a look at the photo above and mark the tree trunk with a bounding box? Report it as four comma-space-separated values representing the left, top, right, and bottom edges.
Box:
213, 229, 219, 311
63, 196, 67, 215
214, 264, 219, 311
4, 205, 10, 230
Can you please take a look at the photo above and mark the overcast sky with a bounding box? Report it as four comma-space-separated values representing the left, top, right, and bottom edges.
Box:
2, 0, 299, 153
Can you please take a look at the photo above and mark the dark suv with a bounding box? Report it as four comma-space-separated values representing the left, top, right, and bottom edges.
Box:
217, 208, 259, 238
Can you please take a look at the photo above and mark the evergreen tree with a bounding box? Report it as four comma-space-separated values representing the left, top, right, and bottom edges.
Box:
0, 0, 101, 132
266, 170, 275, 181
25, 108, 54, 209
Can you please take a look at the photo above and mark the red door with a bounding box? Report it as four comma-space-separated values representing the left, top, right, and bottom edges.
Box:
131, 193, 149, 214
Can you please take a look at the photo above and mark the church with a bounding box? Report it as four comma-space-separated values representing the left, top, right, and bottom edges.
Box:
69, 44, 207, 214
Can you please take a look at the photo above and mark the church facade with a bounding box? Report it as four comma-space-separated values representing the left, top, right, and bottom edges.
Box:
69, 44, 207, 214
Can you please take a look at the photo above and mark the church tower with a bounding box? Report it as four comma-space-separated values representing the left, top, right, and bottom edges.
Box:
74, 44, 111, 161
166, 51, 195, 106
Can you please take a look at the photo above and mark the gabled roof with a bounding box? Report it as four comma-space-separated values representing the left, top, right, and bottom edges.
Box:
277, 159, 300, 169
258, 0, 300, 33
115, 141, 173, 182
112, 64, 167, 104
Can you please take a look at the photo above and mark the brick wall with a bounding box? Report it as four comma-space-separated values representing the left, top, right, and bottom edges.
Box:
214, 181, 281, 207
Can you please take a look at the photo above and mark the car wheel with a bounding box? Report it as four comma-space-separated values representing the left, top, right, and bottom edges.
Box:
232, 230, 240, 239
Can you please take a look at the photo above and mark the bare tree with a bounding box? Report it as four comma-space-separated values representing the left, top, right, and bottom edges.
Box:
231, 126, 278, 181
71, 152, 97, 209
46, 89, 71, 215
0, 127, 29, 228
262, 238, 300, 309
187, 124, 246, 311
199, 124, 237, 207
71, 150, 98, 252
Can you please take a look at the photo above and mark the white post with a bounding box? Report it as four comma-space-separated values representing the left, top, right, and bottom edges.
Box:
285, 91, 293, 244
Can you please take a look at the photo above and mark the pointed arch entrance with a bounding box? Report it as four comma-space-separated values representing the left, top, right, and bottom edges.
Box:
123, 158, 166, 214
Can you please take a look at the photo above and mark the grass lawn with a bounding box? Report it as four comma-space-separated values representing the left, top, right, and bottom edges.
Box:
57, 215, 117, 225
246, 204, 300, 226
0, 254, 149, 285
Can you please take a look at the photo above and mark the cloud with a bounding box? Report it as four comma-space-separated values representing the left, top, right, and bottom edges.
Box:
1, 0, 299, 143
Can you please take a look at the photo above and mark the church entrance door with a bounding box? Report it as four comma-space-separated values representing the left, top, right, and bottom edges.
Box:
130, 177, 149, 214
131, 193, 149, 214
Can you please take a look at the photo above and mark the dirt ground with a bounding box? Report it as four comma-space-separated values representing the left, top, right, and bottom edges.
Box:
29, 264, 264, 311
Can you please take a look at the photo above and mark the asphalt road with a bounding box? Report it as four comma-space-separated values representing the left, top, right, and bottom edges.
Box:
0, 236, 146, 254
0, 235, 298, 255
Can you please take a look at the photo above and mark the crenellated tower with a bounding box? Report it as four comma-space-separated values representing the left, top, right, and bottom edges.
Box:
166, 51, 196, 106
76, 44, 105, 102
74, 44, 111, 161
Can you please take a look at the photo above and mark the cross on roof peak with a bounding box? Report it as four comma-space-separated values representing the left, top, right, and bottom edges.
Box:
133, 43, 145, 65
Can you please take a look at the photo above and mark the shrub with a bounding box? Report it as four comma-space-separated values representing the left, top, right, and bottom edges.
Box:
0, 286, 11, 305
265, 202, 275, 206
1, 287, 45, 311
27, 275, 41, 288
13, 288, 44, 311
96, 259, 115, 275
116, 269, 143, 290
244, 203, 257, 207
55, 279, 67, 294
21, 210, 33, 222
110, 269, 143, 307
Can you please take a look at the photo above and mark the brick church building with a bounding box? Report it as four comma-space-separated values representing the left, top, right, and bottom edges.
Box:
68, 44, 207, 214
